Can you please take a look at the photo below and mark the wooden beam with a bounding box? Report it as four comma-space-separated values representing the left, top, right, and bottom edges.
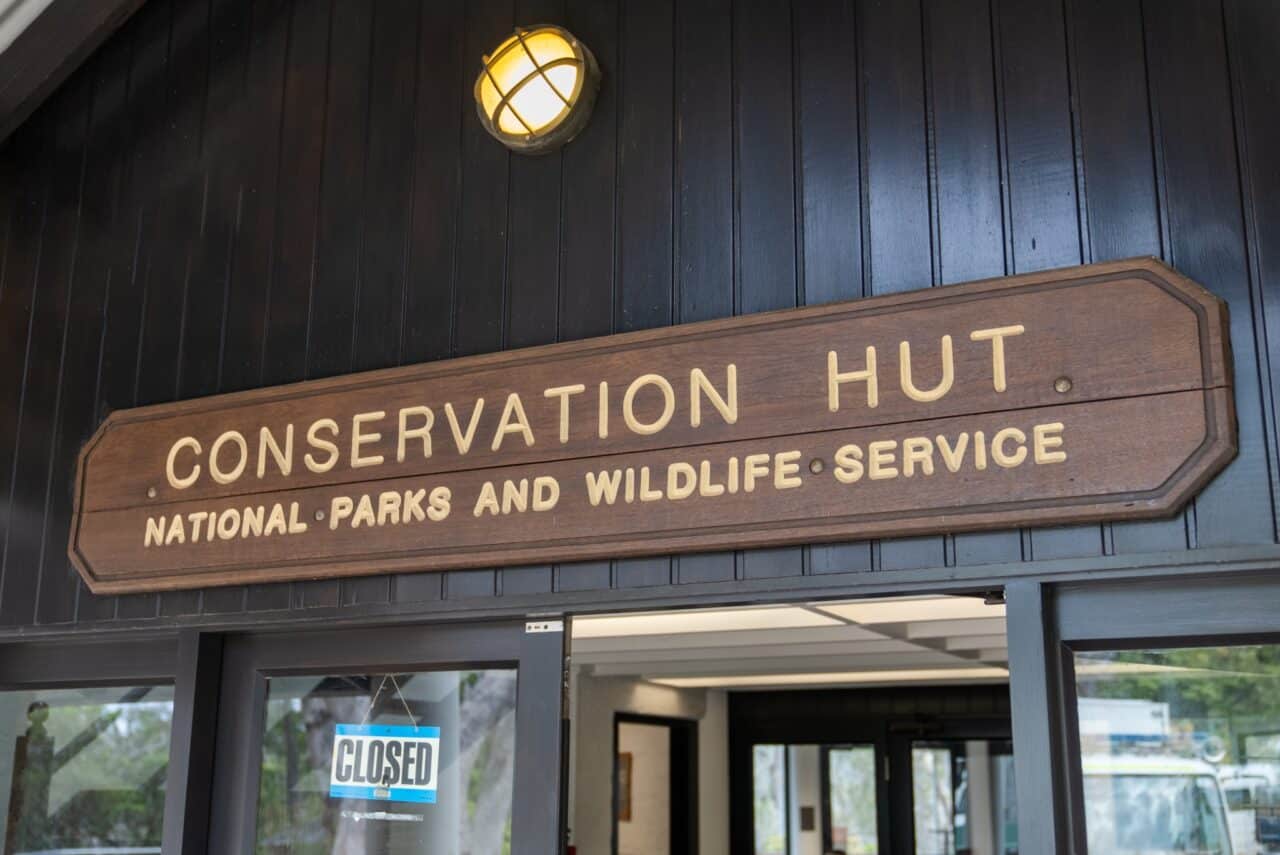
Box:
0, 0, 145, 143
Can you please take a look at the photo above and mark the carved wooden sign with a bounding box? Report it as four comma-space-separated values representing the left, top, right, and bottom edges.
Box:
68, 258, 1235, 593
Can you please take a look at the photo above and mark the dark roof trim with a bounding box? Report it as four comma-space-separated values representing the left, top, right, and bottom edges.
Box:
0, 0, 144, 143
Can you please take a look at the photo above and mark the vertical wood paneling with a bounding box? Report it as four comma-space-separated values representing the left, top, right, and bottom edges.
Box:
614, 0, 675, 590
1069, 0, 1187, 555
1146, 0, 1274, 547
1227, 0, 1280, 541
860, 0, 944, 573
995, 0, 1102, 562
225, 0, 293, 615
794, 0, 872, 577
73, 31, 137, 624
0, 84, 90, 628
734, 0, 804, 581
442, 0, 514, 603
551, 0, 619, 595
307, 0, 379, 608
927, 0, 1022, 569
393, 0, 463, 605
672, 0, 734, 585
268, 0, 334, 611
0, 0, 1274, 628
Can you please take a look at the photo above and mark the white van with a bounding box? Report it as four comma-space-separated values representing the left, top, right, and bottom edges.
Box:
1083, 755, 1234, 854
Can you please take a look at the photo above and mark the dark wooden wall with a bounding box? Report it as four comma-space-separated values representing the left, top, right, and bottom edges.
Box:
0, 0, 1278, 633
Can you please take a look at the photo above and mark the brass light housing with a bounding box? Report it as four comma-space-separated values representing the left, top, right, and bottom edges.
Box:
474, 25, 601, 154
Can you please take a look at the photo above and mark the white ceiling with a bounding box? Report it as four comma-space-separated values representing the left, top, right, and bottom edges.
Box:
571, 595, 1009, 690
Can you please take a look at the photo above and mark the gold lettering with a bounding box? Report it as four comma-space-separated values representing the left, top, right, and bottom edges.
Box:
492, 393, 535, 451
639, 467, 663, 502
668, 462, 697, 500
502, 479, 529, 514
699, 460, 725, 497
257, 425, 293, 478
209, 431, 248, 485
833, 444, 864, 484
532, 476, 559, 511
241, 505, 264, 538
585, 469, 623, 506
265, 503, 288, 536
1034, 422, 1067, 464
166, 437, 202, 489
544, 384, 586, 443
351, 411, 385, 468
473, 481, 501, 517
902, 436, 935, 477
444, 399, 485, 455
305, 419, 340, 474
397, 406, 434, 463
428, 486, 451, 521
970, 325, 1025, 392
377, 491, 402, 526
623, 374, 676, 436
216, 508, 240, 540
690, 365, 738, 427
828, 347, 878, 411
403, 489, 426, 522
899, 336, 954, 402
329, 496, 354, 529
992, 427, 1027, 468
287, 502, 307, 534
935, 433, 970, 473
868, 440, 898, 480
165, 515, 186, 545
774, 450, 803, 489
743, 453, 771, 492
144, 516, 166, 547
352, 494, 377, 527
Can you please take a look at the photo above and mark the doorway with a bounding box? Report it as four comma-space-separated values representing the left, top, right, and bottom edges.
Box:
613, 713, 698, 855
568, 592, 1014, 854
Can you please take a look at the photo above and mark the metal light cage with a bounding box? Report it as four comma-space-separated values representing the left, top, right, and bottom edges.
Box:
474, 24, 601, 154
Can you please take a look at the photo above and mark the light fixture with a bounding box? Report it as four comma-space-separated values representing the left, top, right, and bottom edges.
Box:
474, 24, 600, 154
572, 606, 841, 639
648, 666, 1010, 689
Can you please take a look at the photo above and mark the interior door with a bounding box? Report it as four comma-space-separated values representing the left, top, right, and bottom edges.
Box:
208, 619, 566, 855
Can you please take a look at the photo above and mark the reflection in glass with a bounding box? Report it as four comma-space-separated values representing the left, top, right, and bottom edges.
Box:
0, 684, 174, 854
254, 669, 516, 855
911, 740, 1017, 855
1076, 645, 1280, 855
753, 745, 787, 855
827, 746, 878, 854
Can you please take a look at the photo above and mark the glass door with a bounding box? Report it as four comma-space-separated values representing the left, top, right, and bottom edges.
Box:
208, 620, 566, 855
750, 742, 882, 854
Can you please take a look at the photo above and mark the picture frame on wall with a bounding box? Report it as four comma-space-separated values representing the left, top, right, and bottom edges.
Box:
616, 751, 632, 822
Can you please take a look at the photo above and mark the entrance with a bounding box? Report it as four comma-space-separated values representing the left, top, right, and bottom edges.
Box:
206, 620, 566, 855
568, 593, 1015, 854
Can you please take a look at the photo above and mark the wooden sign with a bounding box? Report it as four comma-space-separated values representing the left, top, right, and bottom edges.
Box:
68, 258, 1235, 594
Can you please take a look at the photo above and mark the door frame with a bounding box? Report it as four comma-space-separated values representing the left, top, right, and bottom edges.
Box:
612, 711, 699, 855
1008, 571, 1280, 854
205, 618, 567, 855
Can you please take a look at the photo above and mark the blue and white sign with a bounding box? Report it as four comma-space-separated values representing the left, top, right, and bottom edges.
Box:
328, 723, 441, 804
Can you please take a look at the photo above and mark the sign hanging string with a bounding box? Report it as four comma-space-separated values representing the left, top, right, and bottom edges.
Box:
359, 674, 418, 728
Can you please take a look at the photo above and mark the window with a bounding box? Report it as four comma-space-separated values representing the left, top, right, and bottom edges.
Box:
1074, 645, 1280, 855
0, 684, 174, 854
254, 669, 517, 855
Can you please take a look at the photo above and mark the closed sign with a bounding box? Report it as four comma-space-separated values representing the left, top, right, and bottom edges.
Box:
328, 724, 441, 804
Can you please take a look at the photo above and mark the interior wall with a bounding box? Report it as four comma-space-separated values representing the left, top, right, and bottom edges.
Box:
569, 672, 729, 854
617, 722, 671, 855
